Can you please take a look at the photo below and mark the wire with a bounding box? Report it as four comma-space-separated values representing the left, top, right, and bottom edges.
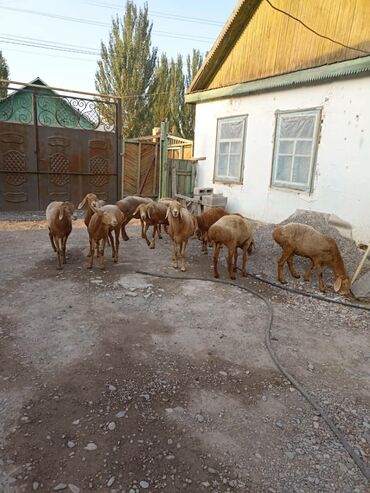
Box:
265, 0, 370, 55
0, 6, 214, 43
137, 270, 370, 481
82, 0, 224, 27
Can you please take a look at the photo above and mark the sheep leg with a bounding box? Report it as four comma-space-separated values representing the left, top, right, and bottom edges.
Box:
158, 224, 163, 239
149, 224, 156, 249
142, 222, 151, 247
113, 227, 120, 262
140, 218, 145, 239
241, 245, 249, 277
213, 243, 221, 279
180, 240, 188, 272
227, 248, 236, 280
61, 234, 69, 264
172, 241, 178, 269
304, 260, 314, 281
313, 258, 326, 292
108, 230, 115, 259
54, 237, 63, 270
88, 239, 95, 269
287, 254, 300, 278
121, 219, 130, 241
233, 247, 238, 272
99, 238, 106, 270
202, 235, 208, 255
277, 248, 294, 283
48, 229, 57, 252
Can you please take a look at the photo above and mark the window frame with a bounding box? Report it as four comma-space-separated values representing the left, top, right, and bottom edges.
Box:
271, 107, 322, 193
213, 114, 248, 184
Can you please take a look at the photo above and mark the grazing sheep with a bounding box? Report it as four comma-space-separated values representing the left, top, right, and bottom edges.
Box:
116, 196, 153, 240
193, 207, 229, 254
272, 222, 351, 295
133, 201, 168, 249
208, 214, 254, 280
166, 201, 196, 272
46, 201, 75, 270
87, 206, 118, 270
78, 193, 106, 228
97, 204, 124, 262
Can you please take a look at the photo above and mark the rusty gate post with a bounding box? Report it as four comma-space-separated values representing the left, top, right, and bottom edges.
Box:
116, 98, 123, 200
33, 92, 41, 209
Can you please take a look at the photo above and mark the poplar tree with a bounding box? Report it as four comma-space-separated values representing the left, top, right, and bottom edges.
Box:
0, 50, 10, 98
95, 1, 157, 138
181, 49, 203, 139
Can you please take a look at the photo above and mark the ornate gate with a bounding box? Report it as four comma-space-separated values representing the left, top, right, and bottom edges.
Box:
0, 82, 121, 211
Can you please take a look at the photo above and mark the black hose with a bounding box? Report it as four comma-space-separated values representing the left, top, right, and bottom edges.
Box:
245, 272, 370, 312
136, 270, 370, 482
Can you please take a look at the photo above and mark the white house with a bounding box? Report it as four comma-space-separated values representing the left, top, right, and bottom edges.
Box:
186, 0, 370, 243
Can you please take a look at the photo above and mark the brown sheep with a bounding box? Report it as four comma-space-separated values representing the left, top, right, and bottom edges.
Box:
193, 207, 229, 254
78, 193, 106, 228
208, 214, 254, 280
87, 206, 119, 270
272, 222, 351, 295
116, 196, 153, 240
97, 205, 124, 263
133, 202, 168, 249
166, 201, 196, 272
46, 201, 75, 270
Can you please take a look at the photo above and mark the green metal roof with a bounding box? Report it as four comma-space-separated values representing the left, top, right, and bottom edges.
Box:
185, 56, 370, 104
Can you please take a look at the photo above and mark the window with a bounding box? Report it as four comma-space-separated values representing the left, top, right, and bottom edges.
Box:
271, 109, 321, 191
214, 115, 247, 183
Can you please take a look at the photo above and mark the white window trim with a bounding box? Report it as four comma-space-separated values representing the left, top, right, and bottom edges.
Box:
214, 115, 247, 184
271, 109, 321, 192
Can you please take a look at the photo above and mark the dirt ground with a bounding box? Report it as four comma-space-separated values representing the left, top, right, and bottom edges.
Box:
0, 220, 369, 493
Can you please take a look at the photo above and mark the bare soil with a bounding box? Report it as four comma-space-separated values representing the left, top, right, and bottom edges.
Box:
0, 220, 369, 493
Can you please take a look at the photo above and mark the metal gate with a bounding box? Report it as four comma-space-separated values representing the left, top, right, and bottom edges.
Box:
0, 83, 121, 211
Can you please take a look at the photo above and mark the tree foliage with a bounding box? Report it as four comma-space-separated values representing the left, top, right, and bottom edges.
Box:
95, 2, 204, 140
95, 1, 157, 138
0, 50, 10, 99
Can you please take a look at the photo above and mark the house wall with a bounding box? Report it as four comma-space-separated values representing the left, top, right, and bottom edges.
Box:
193, 76, 370, 243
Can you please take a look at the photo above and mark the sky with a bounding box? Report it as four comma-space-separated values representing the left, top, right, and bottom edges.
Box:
0, 0, 235, 94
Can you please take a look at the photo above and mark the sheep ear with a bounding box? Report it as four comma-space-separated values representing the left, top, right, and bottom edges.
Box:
78, 195, 87, 209
333, 277, 342, 292
180, 207, 186, 220
133, 205, 140, 218
58, 205, 64, 221
147, 206, 152, 219
165, 208, 170, 219
91, 204, 102, 216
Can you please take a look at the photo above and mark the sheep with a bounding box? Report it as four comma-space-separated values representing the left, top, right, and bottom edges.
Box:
133, 201, 168, 249
116, 196, 153, 240
87, 205, 119, 270
97, 204, 124, 263
166, 200, 196, 272
193, 207, 229, 254
46, 201, 75, 270
272, 222, 351, 295
208, 214, 254, 280
78, 193, 106, 228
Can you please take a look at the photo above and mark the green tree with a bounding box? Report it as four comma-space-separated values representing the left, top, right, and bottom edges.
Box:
168, 54, 184, 136
151, 53, 170, 129
181, 49, 203, 139
95, 1, 157, 138
0, 50, 10, 98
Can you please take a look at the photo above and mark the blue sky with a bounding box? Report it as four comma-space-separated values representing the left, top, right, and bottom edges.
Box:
0, 0, 234, 93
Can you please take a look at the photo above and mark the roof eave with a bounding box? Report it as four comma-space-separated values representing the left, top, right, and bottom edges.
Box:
189, 0, 262, 93
185, 56, 370, 104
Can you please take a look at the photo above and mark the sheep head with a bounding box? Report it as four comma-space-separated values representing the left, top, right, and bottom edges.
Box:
58, 201, 75, 221
78, 193, 98, 209
166, 201, 183, 219
334, 276, 352, 296
91, 205, 118, 227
